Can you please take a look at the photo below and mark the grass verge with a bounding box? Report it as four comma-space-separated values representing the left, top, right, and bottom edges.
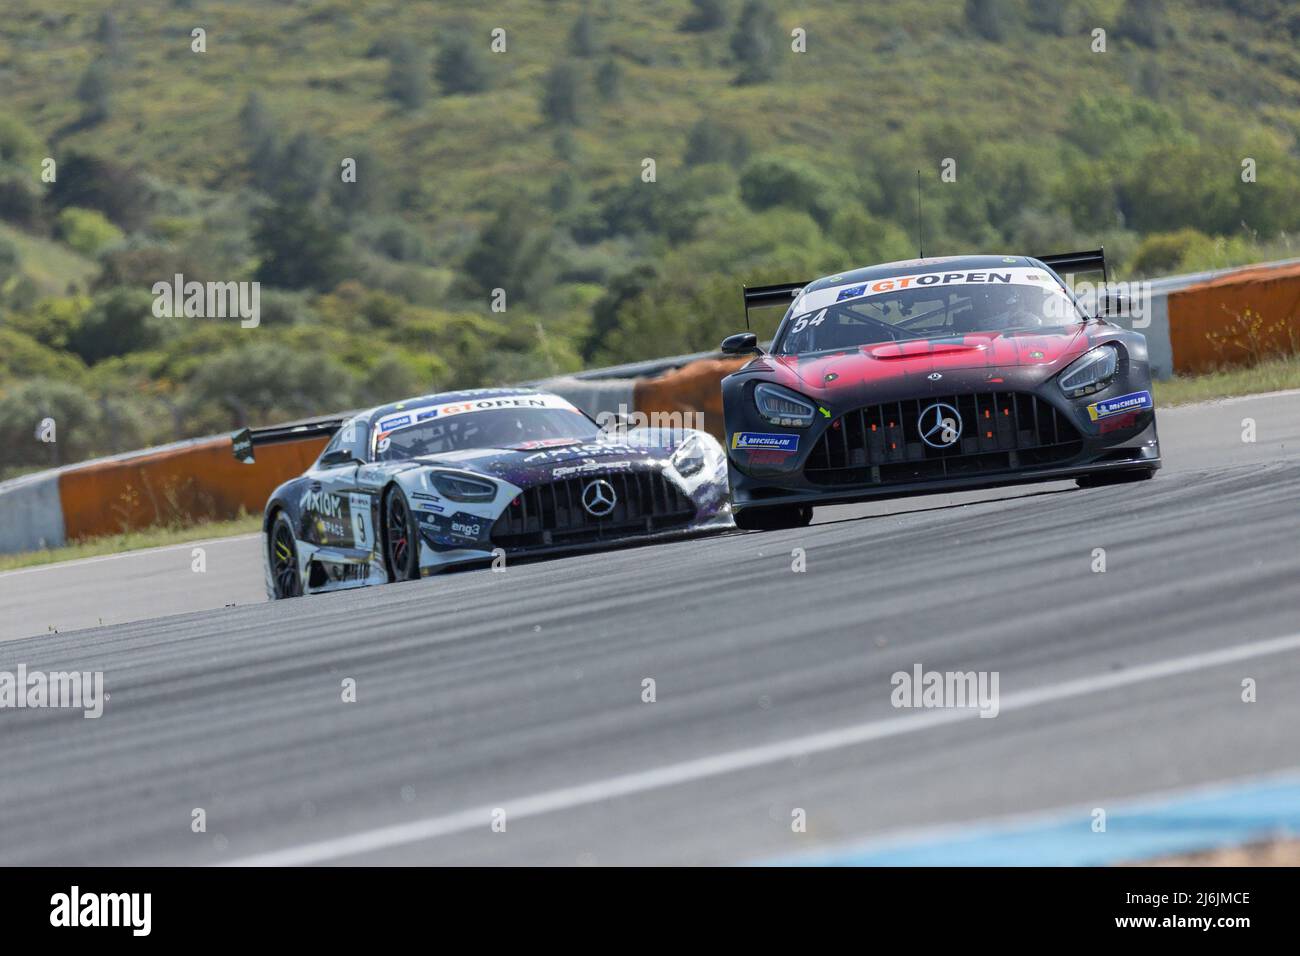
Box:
1153, 356, 1300, 406
0, 514, 263, 572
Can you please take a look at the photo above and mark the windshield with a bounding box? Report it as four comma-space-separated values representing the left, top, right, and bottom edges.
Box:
775, 268, 1085, 356
374, 407, 600, 460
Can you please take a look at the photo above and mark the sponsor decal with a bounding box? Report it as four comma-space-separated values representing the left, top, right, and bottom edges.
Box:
327, 562, 370, 583
523, 442, 646, 463
794, 266, 1054, 315
748, 449, 796, 466
1099, 411, 1139, 435
376, 393, 581, 440
552, 459, 635, 478
450, 518, 482, 539
731, 432, 799, 452
416, 510, 489, 548
301, 489, 344, 519
231, 428, 253, 464
1087, 390, 1152, 421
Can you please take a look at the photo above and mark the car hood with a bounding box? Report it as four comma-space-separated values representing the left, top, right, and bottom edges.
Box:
757, 327, 1090, 396
411, 436, 675, 486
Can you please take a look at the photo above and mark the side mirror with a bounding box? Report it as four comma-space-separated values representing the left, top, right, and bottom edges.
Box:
319, 448, 360, 467
721, 331, 759, 354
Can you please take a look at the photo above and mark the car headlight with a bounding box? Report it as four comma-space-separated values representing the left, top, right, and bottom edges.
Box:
671, 435, 706, 477
754, 383, 816, 427
1058, 345, 1120, 398
430, 471, 497, 502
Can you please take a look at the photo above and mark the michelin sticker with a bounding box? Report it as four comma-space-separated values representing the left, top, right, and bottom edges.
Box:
732, 432, 799, 452
1087, 390, 1152, 421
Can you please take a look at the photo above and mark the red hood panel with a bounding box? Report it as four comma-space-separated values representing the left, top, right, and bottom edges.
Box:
774, 329, 1087, 392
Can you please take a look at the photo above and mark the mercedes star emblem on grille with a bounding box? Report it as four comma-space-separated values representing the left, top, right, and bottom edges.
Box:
581, 478, 617, 516
919, 402, 963, 449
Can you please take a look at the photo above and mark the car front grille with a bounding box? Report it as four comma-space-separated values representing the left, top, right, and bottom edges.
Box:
804, 391, 1082, 486
490, 469, 696, 550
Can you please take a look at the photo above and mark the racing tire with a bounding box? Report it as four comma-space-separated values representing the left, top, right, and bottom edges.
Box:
734, 504, 814, 532
383, 486, 421, 582
268, 512, 303, 599
1075, 467, 1156, 488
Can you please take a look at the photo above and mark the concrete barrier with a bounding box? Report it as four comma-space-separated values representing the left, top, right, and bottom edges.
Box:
1165, 261, 1300, 375
58, 435, 326, 540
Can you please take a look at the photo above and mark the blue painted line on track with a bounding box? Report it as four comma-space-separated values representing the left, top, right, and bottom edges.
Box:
770, 772, 1300, 866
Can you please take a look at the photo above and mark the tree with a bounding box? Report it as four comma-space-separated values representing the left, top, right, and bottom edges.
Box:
67, 289, 160, 365
76, 60, 113, 124
331, 146, 385, 219
680, 0, 728, 32
46, 152, 153, 231
0, 379, 99, 468
541, 63, 582, 126
568, 11, 598, 57
0, 236, 17, 286
95, 11, 122, 57
461, 202, 549, 299
739, 154, 837, 226
594, 58, 623, 102
1026, 0, 1076, 36
239, 92, 283, 194
385, 38, 428, 109
186, 343, 357, 428
729, 1, 779, 85
684, 118, 751, 167
583, 264, 658, 360
0, 113, 44, 166
273, 131, 329, 204
964, 0, 1008, 42
1117, 0, 1175, 48
252, 200, 346, 291
435, 32, 493, 95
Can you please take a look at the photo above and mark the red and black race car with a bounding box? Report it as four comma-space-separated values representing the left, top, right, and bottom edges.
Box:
719, 250, 1161, 530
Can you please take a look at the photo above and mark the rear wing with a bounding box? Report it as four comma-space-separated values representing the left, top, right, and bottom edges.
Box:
743, 280, 811, 332
742, 281, 809, 330
231, 416, 346, 464
1036, 248, 1107, 284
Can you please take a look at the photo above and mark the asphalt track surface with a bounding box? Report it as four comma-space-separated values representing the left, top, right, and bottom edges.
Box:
1, 391, 1298, 865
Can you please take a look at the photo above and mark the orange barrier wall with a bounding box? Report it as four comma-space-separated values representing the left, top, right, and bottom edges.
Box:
58, 436, 326, 540
632, 356, 750, 440
1166, 263, 1300, 375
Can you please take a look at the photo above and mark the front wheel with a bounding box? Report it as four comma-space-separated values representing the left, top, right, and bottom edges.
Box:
734, 504, 814, 531
1076, 467, 1156, 488
268, 512, 303, 599
384, 486, 421, 582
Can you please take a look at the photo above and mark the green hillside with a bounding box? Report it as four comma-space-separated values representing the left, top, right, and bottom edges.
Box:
1, 0, 1298, 474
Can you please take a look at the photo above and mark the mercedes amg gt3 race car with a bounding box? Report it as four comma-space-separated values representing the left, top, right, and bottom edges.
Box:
720, 250, 1161, 530
232, 388, 731, 598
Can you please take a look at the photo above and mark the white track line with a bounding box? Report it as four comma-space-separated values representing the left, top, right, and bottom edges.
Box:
223, 630, 1300, 866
